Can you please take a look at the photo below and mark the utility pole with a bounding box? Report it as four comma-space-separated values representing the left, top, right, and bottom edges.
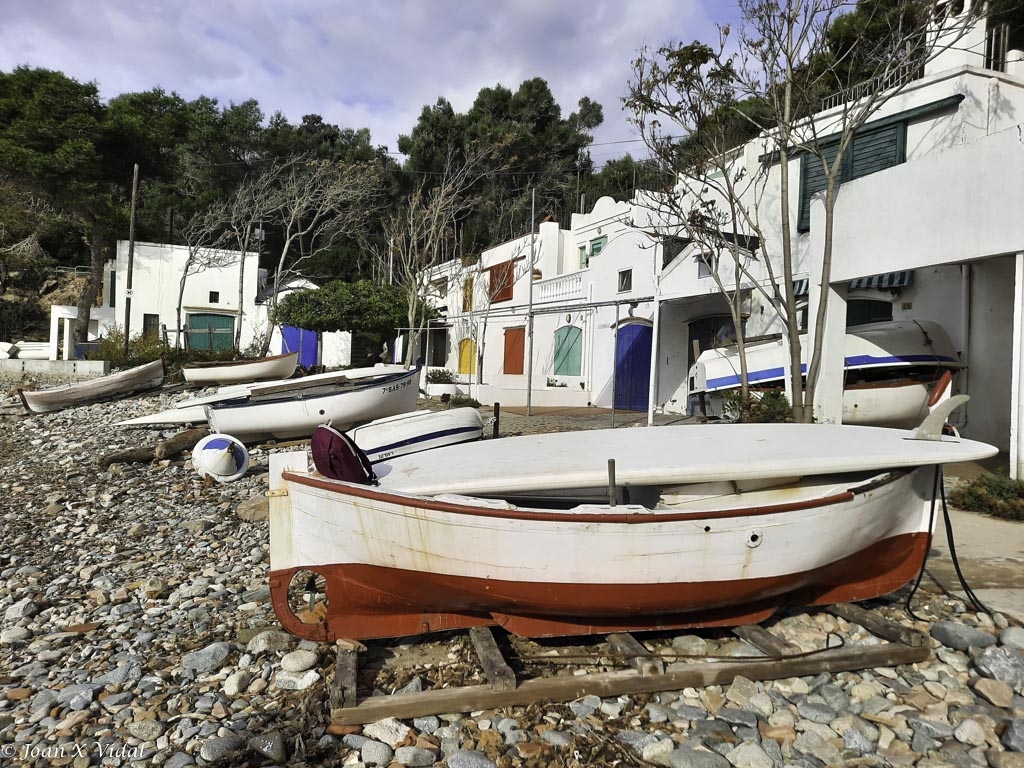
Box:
526, 189, 536, 416
123, 164, 140, 358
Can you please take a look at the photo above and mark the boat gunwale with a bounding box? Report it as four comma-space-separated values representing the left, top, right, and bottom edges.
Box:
278, 468, 896, 524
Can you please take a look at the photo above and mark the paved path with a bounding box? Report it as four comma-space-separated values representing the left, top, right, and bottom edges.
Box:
477, 404, 1024, 621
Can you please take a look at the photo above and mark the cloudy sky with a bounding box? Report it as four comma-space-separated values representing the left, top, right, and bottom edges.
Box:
2, 1, 736, 169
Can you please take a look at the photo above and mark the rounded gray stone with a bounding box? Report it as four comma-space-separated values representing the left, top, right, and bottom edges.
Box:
280, 648, 317, 673
361, 739, 394, 767
198, 734, 244, 762
126, 719, 166, 741
447, 750, 498, 768
273, 669, 320, 690
541, 730, 573, 747
931, 620, 998, 651
395, 745, 438, 766
181, 641, 231, 673
665, 746, 732, 768
245, 630, 295, 655
1001, 626, 1024, 651
248, 731, 287, 763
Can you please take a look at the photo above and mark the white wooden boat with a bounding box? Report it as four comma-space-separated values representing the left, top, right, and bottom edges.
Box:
348, 408, 485, 463
116, 364, 409, 428
182, 351, 298, 385
267, 407, 998, 641
19, 358, 166, 414
206, 366, 420, 441
688, 320, 961, 426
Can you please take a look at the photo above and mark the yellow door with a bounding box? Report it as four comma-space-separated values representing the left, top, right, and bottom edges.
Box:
458, 338, 477, 375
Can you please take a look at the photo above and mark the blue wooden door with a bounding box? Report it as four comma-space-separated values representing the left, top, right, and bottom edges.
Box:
614, 323, 652, 411
282, 325, 319, 368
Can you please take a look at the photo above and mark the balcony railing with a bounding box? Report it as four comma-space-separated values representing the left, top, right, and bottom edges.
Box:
534, 271, 584, 302
819, 59, 923, 112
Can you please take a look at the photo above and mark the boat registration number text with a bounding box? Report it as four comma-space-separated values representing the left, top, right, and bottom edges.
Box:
382, 379, 412, 394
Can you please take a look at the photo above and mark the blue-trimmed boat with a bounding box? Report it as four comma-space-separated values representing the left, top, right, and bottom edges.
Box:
688, 320, 962, 427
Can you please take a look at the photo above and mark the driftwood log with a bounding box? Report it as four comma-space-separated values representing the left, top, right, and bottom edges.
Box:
98, 427, 210, 468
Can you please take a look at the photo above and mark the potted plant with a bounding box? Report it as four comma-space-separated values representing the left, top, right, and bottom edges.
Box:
424, 368, 460, 398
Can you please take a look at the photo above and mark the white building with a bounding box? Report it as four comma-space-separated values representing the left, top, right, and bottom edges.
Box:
422, 0, 1024, 473
48, 241, 351, 367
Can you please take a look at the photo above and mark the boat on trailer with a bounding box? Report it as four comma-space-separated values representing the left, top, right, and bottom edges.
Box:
266, 398, 997, 641
20, 358, 166, 414
688, 320, 962, 428
181, 351, 299, 385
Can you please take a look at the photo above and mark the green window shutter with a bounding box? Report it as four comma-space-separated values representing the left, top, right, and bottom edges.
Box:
849, 123, 905, 180
799, 122, 907, 232
798, 141, 840, 232
553, 326, 582, 376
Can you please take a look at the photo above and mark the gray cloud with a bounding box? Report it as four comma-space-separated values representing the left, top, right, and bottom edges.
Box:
1, 0, 723, 165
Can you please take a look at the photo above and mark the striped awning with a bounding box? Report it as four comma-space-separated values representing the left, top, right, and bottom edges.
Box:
793, 270, 913, 296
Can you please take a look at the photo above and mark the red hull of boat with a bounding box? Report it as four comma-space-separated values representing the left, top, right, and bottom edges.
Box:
268, 532, 929, 641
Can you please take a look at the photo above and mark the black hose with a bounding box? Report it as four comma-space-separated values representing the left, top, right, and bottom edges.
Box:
940, 471, 990, 615
905, 465, 990, 619
904, 467, 940, 621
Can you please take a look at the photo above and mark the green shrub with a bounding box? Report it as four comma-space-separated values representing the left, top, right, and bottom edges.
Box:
425, 368, 456, 384
450, 395, 481, 408
88, 326, 167, 368
721, 390, 792, 423
949, 473, 1024, 522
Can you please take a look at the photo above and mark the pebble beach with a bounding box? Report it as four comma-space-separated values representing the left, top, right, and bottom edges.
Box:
1, 388, 1023, 767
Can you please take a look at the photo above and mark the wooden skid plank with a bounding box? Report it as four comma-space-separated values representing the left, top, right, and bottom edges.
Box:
330, 636, 929, 725
468, 627, 516, 691
826, 603, 927, 647
330, 648, 359, 709
607, 632, 664, 676
732, 624, 802, 658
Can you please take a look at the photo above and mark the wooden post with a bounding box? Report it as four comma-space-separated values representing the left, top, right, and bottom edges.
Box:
123, 163, 140, 357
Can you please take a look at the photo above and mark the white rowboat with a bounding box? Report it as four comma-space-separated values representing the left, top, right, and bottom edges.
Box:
182, 351, 299, 385
349, 408, 485, 463
267, 415, 997, 641
20, 358, 166, 414
207, 366, 420, 441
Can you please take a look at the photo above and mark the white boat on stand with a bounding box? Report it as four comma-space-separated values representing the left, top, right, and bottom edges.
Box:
181, 351, 299, 385
266, 398, 997, 642
688, 320, 962, 428
206, 366, 420, 442
116, 365, 410, 428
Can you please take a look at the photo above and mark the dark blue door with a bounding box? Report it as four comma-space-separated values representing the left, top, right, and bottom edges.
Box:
614, 323, 652, 411
282, 326, 319, 368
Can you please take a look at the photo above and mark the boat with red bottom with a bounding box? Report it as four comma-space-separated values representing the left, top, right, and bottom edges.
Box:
266, 400, 996, 641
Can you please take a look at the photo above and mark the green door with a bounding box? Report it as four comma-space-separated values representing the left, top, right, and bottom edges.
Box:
188, 313, 235, 351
